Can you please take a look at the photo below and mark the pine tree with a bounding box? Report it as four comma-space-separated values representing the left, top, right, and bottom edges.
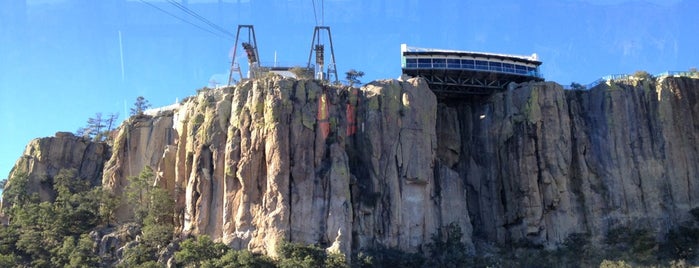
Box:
130, 96, 151, 116
345, 69, 365, 87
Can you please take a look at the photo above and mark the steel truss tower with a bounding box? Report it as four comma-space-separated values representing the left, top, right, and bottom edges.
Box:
228, 25, 261, 85
307, 26, 338, 83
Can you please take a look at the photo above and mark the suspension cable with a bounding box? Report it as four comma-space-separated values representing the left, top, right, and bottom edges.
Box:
166, 0, 235, 38
311, 0, 319, 26
137, 0, 232, 40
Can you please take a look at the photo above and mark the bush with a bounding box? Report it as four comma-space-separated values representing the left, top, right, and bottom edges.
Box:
276, 241, 326, 268
600, 259, 632, 268
203, 249, 275, 268
426, 222, 469, 267
353, 246, 424, 268
290, 67, 313, 80
120, 244, 157, 267
174, 235, 228, 267
605, 227, 657, 264
275, 241, 349, 268
633, 70, 654, 80
570, 82, 586, 90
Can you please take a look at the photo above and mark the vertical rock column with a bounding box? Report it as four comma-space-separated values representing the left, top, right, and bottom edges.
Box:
352, 78, 442, 251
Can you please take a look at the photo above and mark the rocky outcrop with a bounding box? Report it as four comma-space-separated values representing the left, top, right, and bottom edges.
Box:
7, 74, 699, 259
3, 132, 108, 205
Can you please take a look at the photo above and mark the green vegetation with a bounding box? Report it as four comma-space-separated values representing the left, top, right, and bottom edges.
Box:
131, 96, 152, 116
290, 66, 313, 80
345, 69, 365, 87
76, 112, 120, 142
633, 70, 654, 80
174, 235, 276, 267
570, 82, 586, 90
276, 241, 348, 268
119, 166, 175, 267
0, 169, 109, 267
425, 223, 469, 267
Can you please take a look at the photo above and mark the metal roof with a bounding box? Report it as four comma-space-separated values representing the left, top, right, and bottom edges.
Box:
401, 44, 541, 65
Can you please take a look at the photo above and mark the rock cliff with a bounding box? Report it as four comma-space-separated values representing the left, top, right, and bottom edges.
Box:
440, 77, 699, 247
5, 75, 699, 258
2, 132, 108, 206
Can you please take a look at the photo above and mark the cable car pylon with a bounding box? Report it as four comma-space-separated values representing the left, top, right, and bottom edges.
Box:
307, 26, 338, 83
228, 25, 261, 86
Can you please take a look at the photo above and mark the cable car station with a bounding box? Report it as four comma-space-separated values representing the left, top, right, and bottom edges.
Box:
401, 44, 543, 96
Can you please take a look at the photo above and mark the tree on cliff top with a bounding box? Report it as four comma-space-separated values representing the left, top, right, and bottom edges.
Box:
345, 69, 365, 87
130, 96, 151, 116
633, 70, 653, 80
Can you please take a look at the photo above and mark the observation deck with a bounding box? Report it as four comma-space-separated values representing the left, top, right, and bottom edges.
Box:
401, 44, 543, 96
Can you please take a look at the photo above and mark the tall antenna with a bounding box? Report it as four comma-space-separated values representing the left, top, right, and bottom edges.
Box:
228, 25, 261, 85
307, 26, 338, 83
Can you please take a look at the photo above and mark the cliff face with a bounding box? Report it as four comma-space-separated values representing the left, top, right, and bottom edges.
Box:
3, 132, 108, 205
437, 77, 699, 246
99, 77, 461, 256
6, 75, 699, 256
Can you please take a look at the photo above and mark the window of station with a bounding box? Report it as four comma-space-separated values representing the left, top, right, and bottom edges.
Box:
515, 65, 527, 74
433, 58, 446, 68
447, 59, 460, 69
503, 63, 515, 73
489, 62, 503, 72
475, 60, 488, 70
405, 58, 417, 68
417, 58, 432, 68
527, 67, 538, 75
462, 59, 475, 69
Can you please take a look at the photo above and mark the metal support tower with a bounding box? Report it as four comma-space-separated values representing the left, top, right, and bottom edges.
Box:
228, 25, 261, 86
307, 26, 338, 83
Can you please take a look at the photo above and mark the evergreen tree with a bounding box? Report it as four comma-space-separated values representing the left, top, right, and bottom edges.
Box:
131, 96, 151, 116
122, 166, 175, 265
105, 113, 119, 132
87, 112, 106, 141
345, 69, 365, 87
125, 166, 155, 224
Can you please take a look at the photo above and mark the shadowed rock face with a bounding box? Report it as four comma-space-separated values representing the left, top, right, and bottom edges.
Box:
436, 77, 699, 247
7, 75, 699, 257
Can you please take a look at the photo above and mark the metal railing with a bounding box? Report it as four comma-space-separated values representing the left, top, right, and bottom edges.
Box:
563, 71, 699, 90
655, 71, 699, 78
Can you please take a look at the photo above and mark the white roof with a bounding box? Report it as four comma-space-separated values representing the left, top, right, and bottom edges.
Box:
401, 44, 539, 62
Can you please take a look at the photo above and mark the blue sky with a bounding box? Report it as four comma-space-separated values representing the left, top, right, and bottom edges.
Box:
1, 0, 697, 179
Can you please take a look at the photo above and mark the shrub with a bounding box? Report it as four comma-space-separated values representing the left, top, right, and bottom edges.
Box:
570, 82, 586, 90
290, 67, 313, 80
354, 246, 424, 268
600, 259, 632, 268
174, 235, 228, 267
203, 249, 275, 268
633, 70, 654, 80
276, 241, 326, 268
426, 222, 469, 267
605, 227, 657, 264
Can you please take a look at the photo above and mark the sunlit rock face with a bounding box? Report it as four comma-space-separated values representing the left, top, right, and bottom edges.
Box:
100, 76, 461, 257
3, 132, 108, 207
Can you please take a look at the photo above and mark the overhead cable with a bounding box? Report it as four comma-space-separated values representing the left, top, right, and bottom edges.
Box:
137, 0, 232, 40
311, 0, 319, 26
166, 0, 235, 38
